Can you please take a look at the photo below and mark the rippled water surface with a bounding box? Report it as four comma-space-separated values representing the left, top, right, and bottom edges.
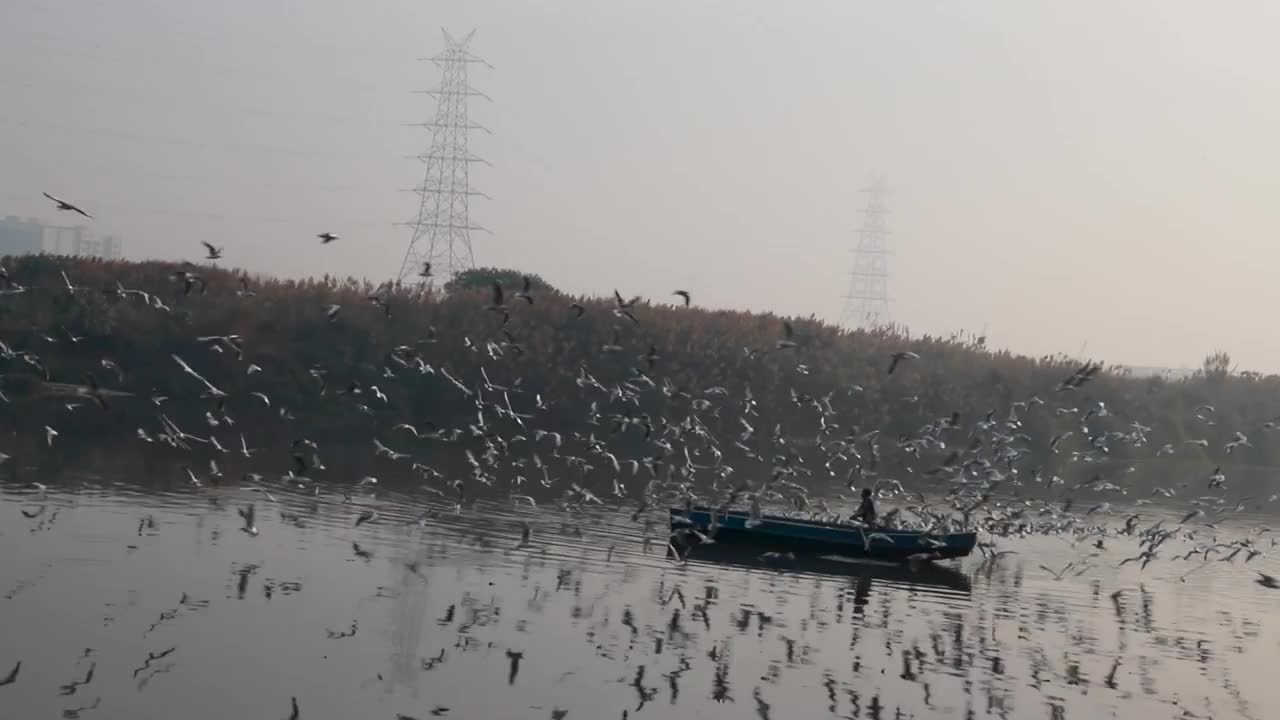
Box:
3, 479, 1279, 720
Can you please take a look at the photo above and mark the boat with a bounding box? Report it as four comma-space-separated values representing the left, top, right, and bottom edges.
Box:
681, 544, 972, 594
670, 506, 977, 561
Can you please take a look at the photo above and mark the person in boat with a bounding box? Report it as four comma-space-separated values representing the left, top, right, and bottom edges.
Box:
853, 488, 878, 527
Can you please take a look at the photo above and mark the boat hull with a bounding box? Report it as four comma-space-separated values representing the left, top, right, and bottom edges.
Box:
671, 507, 977, 561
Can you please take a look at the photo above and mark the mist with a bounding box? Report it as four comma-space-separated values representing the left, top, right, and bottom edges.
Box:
3, 0, 1278, 370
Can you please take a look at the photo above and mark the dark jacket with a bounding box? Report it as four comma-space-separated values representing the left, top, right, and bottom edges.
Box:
855, 496, 877, 525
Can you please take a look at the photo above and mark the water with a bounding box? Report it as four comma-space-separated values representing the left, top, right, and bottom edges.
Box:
3, 478, 1279, 720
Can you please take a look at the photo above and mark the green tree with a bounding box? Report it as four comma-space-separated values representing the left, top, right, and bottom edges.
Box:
444, 267, 558, 296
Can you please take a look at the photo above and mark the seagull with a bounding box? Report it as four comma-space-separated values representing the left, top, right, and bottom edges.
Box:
44, 426, 58, 446
0, 660, 18, 687
513, 276, 535, 304
324, 304, 341, 322
1257, 572, 1280, 589
776, 322, 797, 350
612, 290, 640, 324
236, 276, 255, 297
673, 290, 691, 307
418, 262, 433, 279
172, 270, 206, 296
172, 354, 227, 397
1225, 432, 1252, 453
484, 282, 508, 314
568, 302, 586, 319
43, 192, 92, 218
1039, 562, 1077, 581
318, 232, 338, 243
201, 242, 223, 260
888, 351, 920, 375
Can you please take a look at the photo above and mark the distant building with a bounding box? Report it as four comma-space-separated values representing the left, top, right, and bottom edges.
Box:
0, 216, 43, 256
0, 216, 123, 260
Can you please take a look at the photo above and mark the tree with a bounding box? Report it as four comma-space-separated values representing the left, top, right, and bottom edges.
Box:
443, 267, 558, 296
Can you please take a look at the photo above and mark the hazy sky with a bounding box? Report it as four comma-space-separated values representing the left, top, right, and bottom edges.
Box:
3, 1, 1280, 371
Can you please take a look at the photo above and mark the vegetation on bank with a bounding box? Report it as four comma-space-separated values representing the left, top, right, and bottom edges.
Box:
1, 253, 1278, 499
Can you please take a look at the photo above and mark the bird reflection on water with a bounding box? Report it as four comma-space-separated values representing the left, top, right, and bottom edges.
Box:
3, 479, 1280, 719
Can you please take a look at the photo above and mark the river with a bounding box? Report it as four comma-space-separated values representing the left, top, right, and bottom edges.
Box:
2, 476, 1278, 720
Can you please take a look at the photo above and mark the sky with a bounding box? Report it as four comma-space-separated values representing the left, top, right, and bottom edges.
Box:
3, 1, 1280, 372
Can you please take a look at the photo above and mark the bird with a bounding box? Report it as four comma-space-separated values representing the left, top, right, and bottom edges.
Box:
172, 270, 207, 296
324, 304, 341, 322
1225, 432, 1252, 453
418, 262, 433, 279
776, 322, 797, 350
318, 232, 338, 243
44, 426, 58, 446
568, 302, 586, 319
43, 192, 92, 218
1257, 572, 1280, 589
1039, 562, 1077, 581
485, 283, 508, 314
513, 276, 535, 304
612, 290, 640, 324
888, 351, 920, 375
0, 660, 19, 686
673, 290, 691, 307
201, 242, 223, 260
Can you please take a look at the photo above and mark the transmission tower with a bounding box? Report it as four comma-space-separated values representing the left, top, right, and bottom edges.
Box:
840, 179, 891, 328
397, 29, 491, 285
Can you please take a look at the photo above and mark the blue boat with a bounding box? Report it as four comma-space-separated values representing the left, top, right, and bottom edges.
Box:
681, 545, 973, 594
670, 506, 977, 561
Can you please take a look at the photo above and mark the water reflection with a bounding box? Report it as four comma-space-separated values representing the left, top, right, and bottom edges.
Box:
2, 476, 1280, 719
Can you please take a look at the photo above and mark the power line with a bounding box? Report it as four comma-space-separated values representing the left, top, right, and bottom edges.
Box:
840, 178, 891, 329
397, 29, 491, 284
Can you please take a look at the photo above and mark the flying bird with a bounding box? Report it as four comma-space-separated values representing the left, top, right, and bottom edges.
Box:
673, 290, 691, 307
888, 351, 920, 375
485, 282, 508, 314
201, 242, 223, 260
612, 290, 640, 324
0, 660, 19, 686
43, 192, 92, 219
318, 232, 338, 243
513, 276, 535, 304
776, 322, 797, 350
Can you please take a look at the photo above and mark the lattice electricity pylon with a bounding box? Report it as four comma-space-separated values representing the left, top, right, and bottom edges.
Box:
397, 28, 492, 285
840, 179, 891, 328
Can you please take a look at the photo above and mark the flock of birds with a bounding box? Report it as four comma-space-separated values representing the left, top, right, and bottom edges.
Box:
2, 190, 1280, 717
